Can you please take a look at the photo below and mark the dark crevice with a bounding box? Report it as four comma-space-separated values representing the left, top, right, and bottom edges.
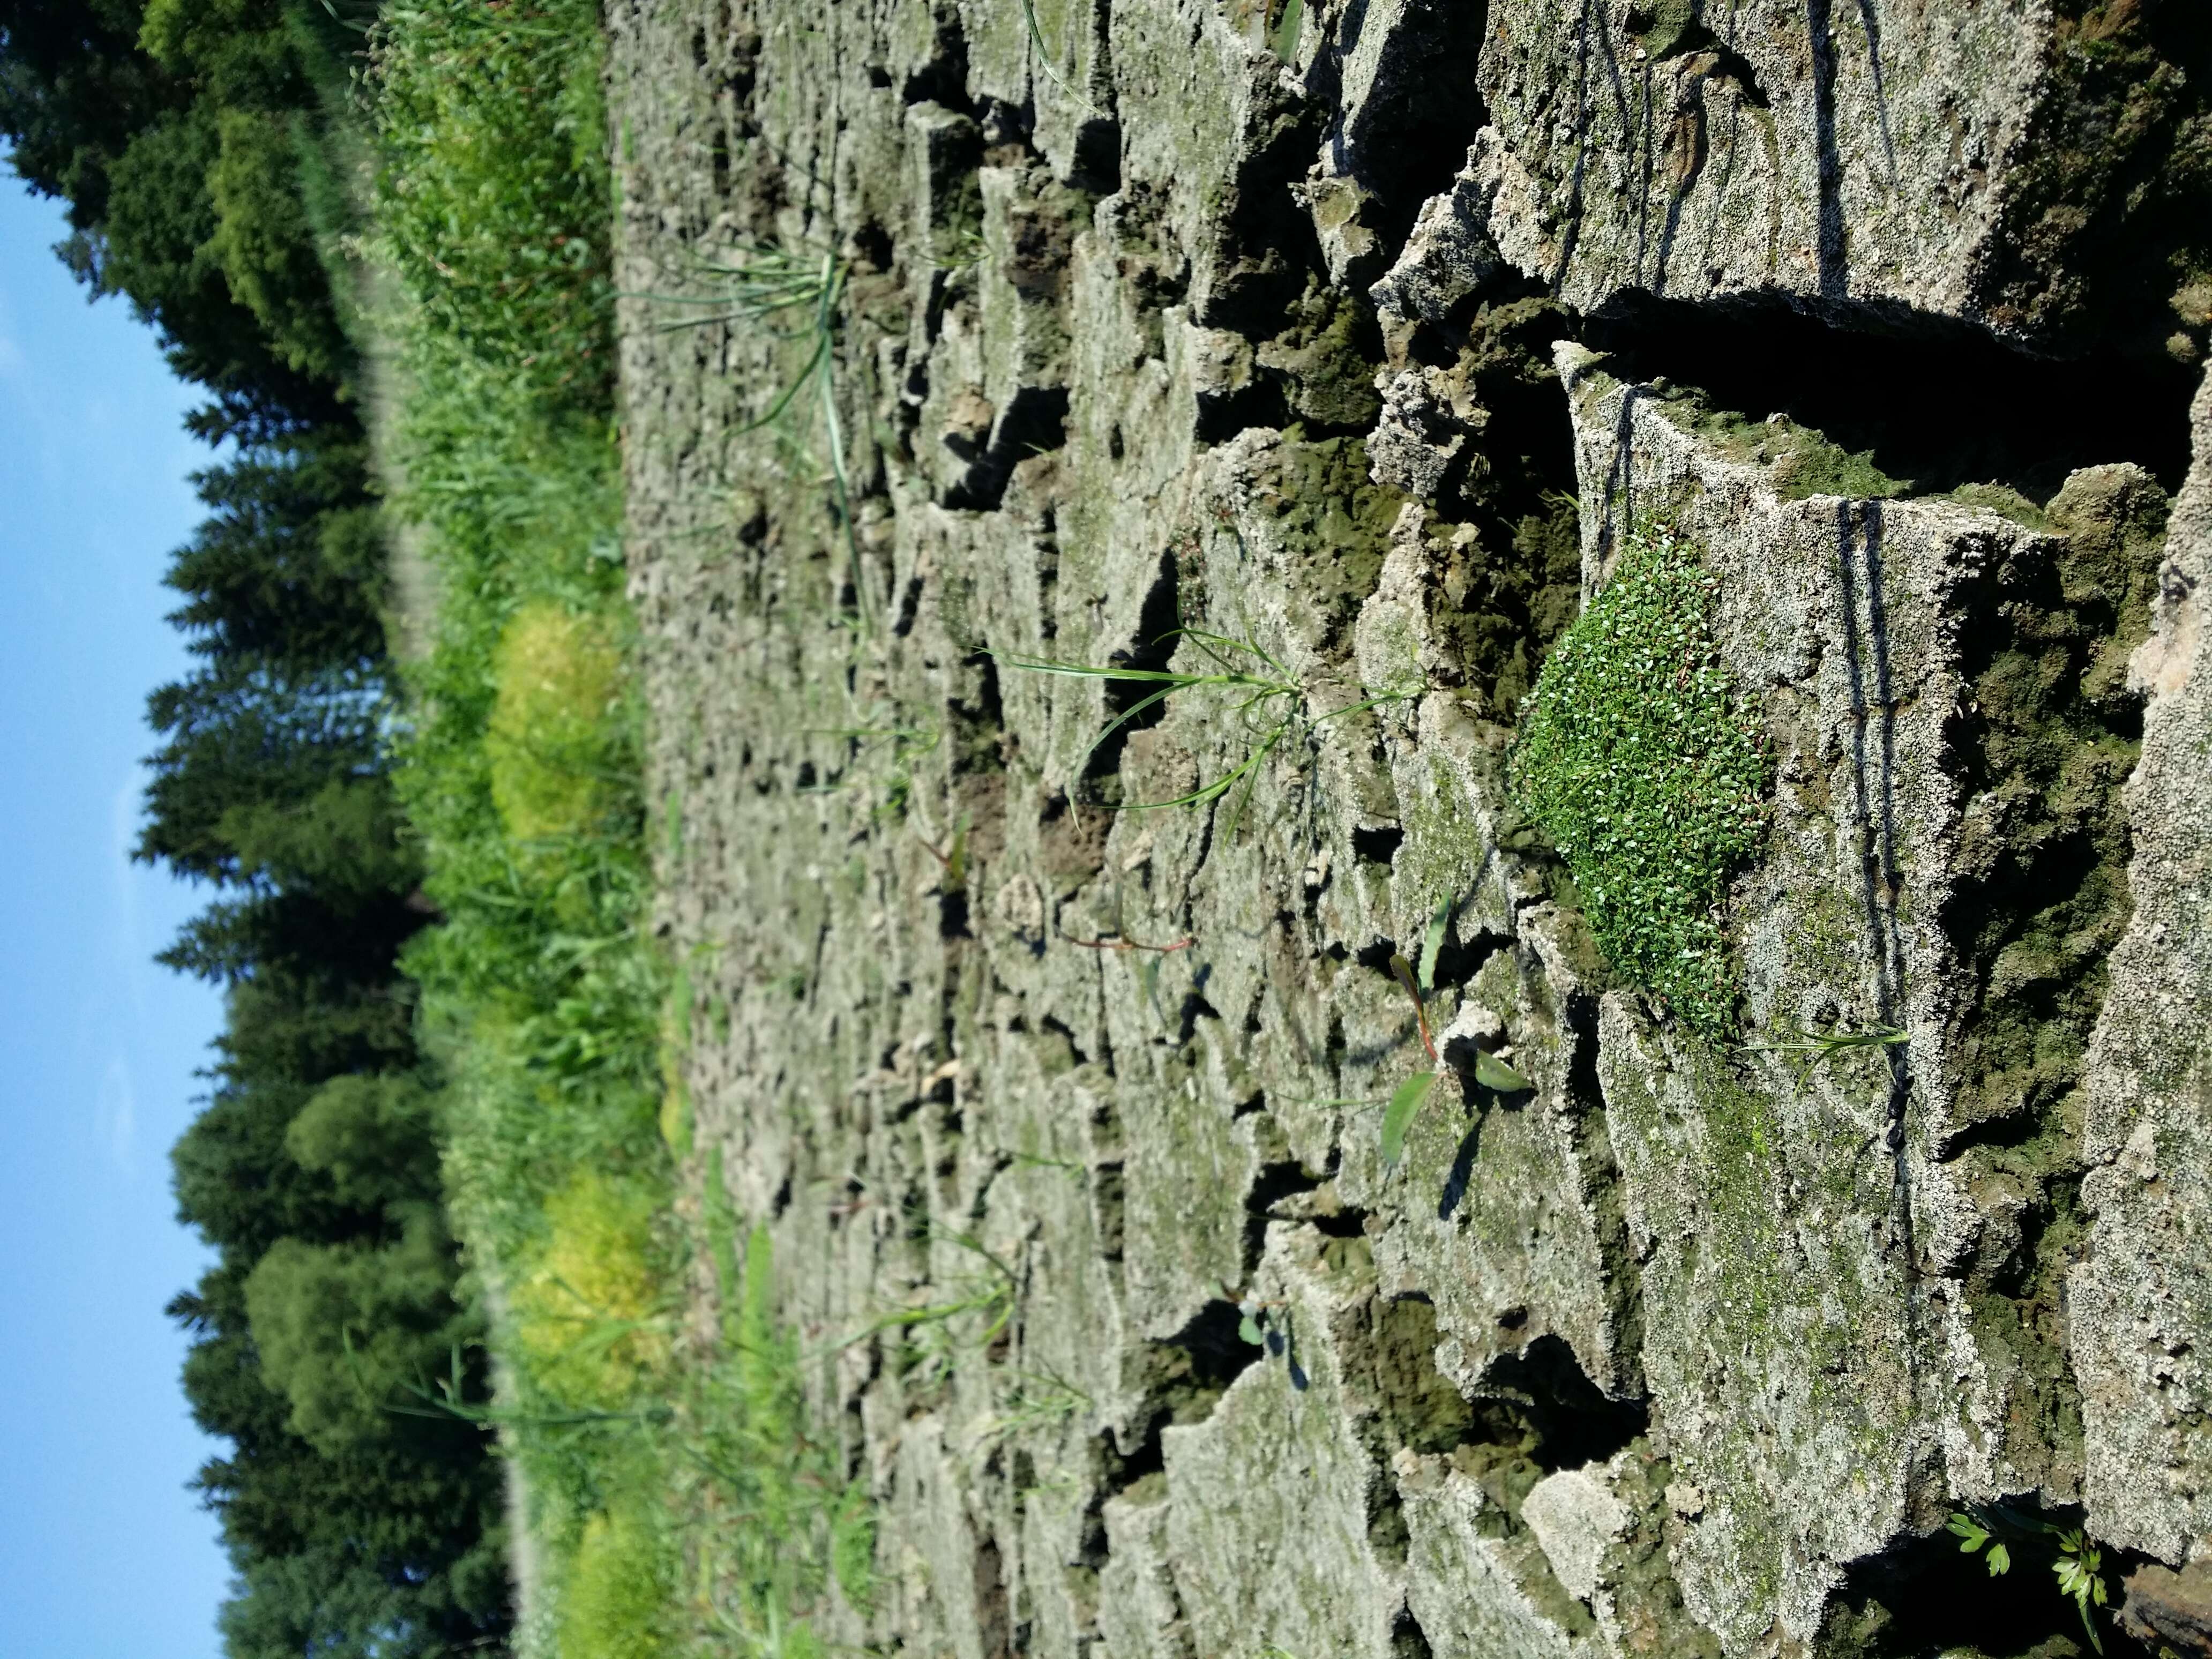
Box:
940, 385, 1070, 511
901, 4, 974, 109
1350, 824, 1403, 866
1038, 1013, 1089, 1068
1092, 1160, 1126, 1265
1389, 1607, 1436, 1659
1113, 1299, 1264, 1466
1384, 287, 1588, 719
1476, 1334, 1648, 1473
1315, 0, 1493, 274
1174, 980, 1219, 1050
1585, 294, 2196, 497
1423, 926, 1503, 997
973, 1533, 1015, 1659
1824, 1503, 2156, 1659
1243, 1159, 1330, 1271
1078, 549, 1181, 802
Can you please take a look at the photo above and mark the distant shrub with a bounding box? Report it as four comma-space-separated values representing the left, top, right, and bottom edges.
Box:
513, 1169, 667, 1408
559, 1506, 675, 1659
1508, 521, 1769, 1035
485, 602, 624, 845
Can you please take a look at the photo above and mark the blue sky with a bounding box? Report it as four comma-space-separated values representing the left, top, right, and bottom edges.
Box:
0, 179, 229, 1653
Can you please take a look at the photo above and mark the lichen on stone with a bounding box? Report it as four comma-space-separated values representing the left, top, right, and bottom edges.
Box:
1507, 522, 1770, 1034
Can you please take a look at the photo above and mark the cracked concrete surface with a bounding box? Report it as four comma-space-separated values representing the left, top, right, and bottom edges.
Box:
605, 0, 2212, 1650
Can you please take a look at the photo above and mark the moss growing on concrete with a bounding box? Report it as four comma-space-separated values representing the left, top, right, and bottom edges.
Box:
1248, 434, 1405, 651
1657, 392, 1911, 502
1508, 523, 1770, 1034
1256, 283, 1386, 430
1945, 466, 2168, 1129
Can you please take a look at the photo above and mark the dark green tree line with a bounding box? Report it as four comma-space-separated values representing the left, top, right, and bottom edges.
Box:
0, 3, 509, 1653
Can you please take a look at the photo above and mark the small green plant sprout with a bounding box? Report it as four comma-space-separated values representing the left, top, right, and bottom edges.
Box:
996, 627, 1415, 832
1378, 901, 1532, 1163
1737, 1020, 1908, 1087
2053, 1530, 2111, 1651
1380, 950, 1441, 1168
1507, 520, 1770, 1037
1947, 1509, 2013, 1576
1948, 1507, 2112, 1654
1225, 1281, 1294, 1353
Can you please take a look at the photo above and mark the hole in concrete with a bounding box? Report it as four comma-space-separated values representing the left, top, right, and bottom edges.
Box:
1480, 1334, 1648, 1473
941, 384, 1070, 511
973, 1532, 1015, 1659
1389, 1606, 1437, 1659
1327, 0, 1490, 259
1350, 824, 1404, 866
1586, 295, 2196, 498
901, 6, 974, 109
1125, 1299, 1262, 1443
1092, 1160, 1126, 1264
1244, 1158, 1329, 1269
1204, 100, 1334, 337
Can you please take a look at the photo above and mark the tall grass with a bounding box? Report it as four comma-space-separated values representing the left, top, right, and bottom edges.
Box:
367, 2, 668, 1651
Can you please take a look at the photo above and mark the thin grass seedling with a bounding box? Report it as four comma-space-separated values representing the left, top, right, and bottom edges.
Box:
1061, 928, 1195, 954
1738, 1021, 1908, 1087
997, 627, 1417, 834
640, 241, 874, 625
841, 1229, 1020, 1381
1019, 0, 1086, 100
965, 1363, 1092, 1453
1010, 1149, 1087, 1175
373, 1337, 666, 1434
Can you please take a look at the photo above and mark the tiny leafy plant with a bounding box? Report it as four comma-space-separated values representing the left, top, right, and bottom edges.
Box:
1949, 1507, 2112, 1654
1229, 1284, 1305, 1385
1379, 951, 1441, 1168
998, 628, 1413, 830
1379, 901, 1530, 1165
1508, 520, 1769, 1037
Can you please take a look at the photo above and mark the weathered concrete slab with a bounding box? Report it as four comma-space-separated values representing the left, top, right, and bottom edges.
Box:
2072, 365, 2212, 1566
603, 0, 2205, 1651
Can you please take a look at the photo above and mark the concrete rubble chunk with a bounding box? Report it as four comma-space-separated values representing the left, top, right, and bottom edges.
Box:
2069, 365, 2212, 1566
1523, 1464, 1632, 1604
1468, 0, 2180, 343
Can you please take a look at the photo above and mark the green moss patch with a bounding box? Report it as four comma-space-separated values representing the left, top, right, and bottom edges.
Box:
1507, 523, 1769, 1034
1657, 391, 1910, 502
